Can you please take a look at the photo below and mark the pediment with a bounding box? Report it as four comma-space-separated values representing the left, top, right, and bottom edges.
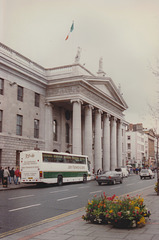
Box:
85, 77, 128, 109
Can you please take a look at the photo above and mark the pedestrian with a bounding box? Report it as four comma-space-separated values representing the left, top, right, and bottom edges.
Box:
10, 167, 15, 184
14, 167, 21, 185
8, 166, 11, 184
3, 167, 10, 187
0, 167, 4, 184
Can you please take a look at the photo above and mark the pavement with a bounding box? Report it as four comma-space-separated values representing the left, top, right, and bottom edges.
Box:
0, 182, 159, 240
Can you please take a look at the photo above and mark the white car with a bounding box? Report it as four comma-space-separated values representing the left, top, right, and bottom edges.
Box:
115, 167, 129, 177
140, 169, 155, 179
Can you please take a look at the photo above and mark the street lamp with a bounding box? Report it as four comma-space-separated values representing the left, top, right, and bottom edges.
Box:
156, 134, 159, 196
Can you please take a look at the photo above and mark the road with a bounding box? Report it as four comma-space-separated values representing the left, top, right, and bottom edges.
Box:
0, 174, 156, 234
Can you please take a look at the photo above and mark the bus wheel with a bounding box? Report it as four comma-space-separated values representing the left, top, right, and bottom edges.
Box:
83, 175, 87, 183
57, 176, 63, 186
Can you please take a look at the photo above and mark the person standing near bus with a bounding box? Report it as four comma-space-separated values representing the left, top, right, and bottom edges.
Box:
0, 167, 4, 184
10, 167, 15, 184
14, 167, 20, 184
3, 167, 10, 187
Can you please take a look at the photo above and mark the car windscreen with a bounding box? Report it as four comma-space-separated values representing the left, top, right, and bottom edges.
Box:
115, 168, 121, 172
141, 169, 148, 173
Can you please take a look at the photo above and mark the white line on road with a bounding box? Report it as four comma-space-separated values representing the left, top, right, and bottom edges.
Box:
89, 190, 102, 194
57, 195, 78, 201
9, 204, 41, 212
8, 195, 35, 200
50, 189, 69, 194
110, 186, 121, 190
126, 183, 135, 186
78, 186, 89, 189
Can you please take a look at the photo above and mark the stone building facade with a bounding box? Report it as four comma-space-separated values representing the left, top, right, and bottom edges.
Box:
0, 43, 128, 173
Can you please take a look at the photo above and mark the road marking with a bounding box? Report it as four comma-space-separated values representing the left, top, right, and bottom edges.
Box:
110, 186, 121, 190
50, 189, 69, 194
89, 190, 102, 194
9, 195, 35, 200
126, 183, 134, 186
9, 204, 41, 212
78, 186, 89, 189
57, 195, 78, 201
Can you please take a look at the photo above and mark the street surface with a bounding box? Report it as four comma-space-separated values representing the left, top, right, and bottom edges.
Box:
0, 174, 156, 234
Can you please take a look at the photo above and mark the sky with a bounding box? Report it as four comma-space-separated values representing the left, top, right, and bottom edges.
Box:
1, 0, 159, 130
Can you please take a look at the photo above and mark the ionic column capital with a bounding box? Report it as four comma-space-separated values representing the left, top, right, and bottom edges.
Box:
70, 99, 83, 105
110, 116, 118, 122
84, 104, 94, 111
94, 109, 103, 115
103, 113, 111, 119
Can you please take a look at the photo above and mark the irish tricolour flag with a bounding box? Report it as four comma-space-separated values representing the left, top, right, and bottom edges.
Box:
65, 21, 74, 40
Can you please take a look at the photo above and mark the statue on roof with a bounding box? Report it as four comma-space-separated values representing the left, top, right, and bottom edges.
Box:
99, 57, 103, 72
97, 57, 106, 76
75, 47, 81, 63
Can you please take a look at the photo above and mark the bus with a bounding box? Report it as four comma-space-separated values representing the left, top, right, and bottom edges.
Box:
20, 150, 91, 185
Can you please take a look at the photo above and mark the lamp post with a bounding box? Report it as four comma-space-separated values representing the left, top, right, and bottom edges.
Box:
156, 134, 159, 196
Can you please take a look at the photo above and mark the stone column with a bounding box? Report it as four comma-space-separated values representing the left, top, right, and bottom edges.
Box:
71, 99, 83, 154
110, 116, 117, 170
103, 113, 111, 171
94, 109, 103, 173
84, 104, 94, 173
45, 102, 53, 151
117, 120, 122, 167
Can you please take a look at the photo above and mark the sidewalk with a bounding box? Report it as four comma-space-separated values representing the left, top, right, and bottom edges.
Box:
0, 182, 34, 191
0, 185, 159, 240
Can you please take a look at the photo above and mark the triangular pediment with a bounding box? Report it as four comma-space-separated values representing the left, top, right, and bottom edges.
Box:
85, 77, 128, 109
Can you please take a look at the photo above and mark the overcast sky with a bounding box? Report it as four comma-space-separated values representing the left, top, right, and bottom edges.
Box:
1, 0, 159, 130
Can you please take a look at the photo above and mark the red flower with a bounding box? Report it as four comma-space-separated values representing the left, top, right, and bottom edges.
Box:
117, 212, 122, 216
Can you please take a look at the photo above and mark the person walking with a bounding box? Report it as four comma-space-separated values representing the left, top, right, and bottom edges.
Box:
10, 167, 15, 184
3, 167, 10, 187
14, 167, 20, 185
0, 167, 4, 184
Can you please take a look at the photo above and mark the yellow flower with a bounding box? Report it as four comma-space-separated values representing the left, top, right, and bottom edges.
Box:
135, 206, 140, 210
137, 217, 145, 225
109, 210, 113, 213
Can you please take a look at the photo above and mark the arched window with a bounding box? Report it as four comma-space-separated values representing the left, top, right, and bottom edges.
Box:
66, 123, 69, 143
53, 120, 57, 141
53, 149, 58, 152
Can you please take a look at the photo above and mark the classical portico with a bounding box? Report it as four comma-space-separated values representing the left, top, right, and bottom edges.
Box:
68, 99, 125, 173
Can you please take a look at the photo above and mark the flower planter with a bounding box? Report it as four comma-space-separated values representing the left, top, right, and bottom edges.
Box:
82, 193, 151, 229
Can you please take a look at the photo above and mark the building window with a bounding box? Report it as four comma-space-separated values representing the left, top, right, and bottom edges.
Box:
128, 153, 131, 159
0, 78, 4, 95
17, 85, 23, 101
128, 143, 131, 149
34, 119, 39, 138
16, 115, 23, 136
127, 136, 131, 140
35, 93, 40, 107
66, 123, 70, 143
53, 120, 57, 141
0, 110, 2, 132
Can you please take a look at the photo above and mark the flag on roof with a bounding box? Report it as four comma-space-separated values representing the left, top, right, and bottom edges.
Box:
65, 21, 74, 40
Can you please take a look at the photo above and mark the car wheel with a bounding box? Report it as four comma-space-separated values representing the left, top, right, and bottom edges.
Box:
57, 175, 63, 186
83, 174, 87, 183
112, 179, 116, 185
98, 182, 101, 185
140, 177, 143, 179
120, 178, 123, 184
150, 176, 152, 179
